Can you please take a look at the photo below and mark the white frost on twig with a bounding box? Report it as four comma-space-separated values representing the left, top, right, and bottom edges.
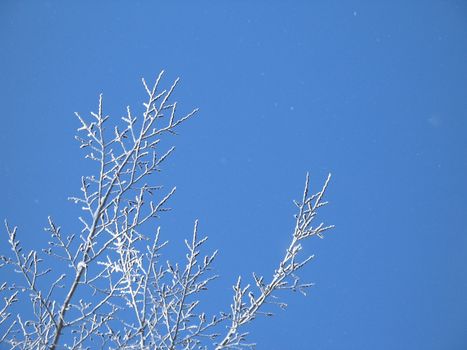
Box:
0, 72, 333, 350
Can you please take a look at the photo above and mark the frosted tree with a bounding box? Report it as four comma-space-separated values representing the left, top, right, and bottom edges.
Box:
0, 71, 333, 349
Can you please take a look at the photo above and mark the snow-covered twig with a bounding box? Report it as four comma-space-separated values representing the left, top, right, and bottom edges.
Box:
0, 72, 333, 349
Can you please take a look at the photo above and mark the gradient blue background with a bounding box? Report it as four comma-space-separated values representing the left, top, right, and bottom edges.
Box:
1, 1, 467, 349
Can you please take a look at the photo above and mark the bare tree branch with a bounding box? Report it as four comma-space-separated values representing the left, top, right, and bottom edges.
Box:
0, 72, 333, 350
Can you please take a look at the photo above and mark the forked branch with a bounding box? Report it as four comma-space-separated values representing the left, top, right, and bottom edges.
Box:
0, 72, 333, 350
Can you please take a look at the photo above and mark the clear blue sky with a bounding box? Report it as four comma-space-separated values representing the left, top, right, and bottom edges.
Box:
1, 1, 467, 349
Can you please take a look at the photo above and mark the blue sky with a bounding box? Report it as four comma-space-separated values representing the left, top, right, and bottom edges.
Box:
1, 1, 467, 349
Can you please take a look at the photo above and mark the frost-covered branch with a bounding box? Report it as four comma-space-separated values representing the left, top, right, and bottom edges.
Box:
215, 173, 333, 349
0, 72, 333, 349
